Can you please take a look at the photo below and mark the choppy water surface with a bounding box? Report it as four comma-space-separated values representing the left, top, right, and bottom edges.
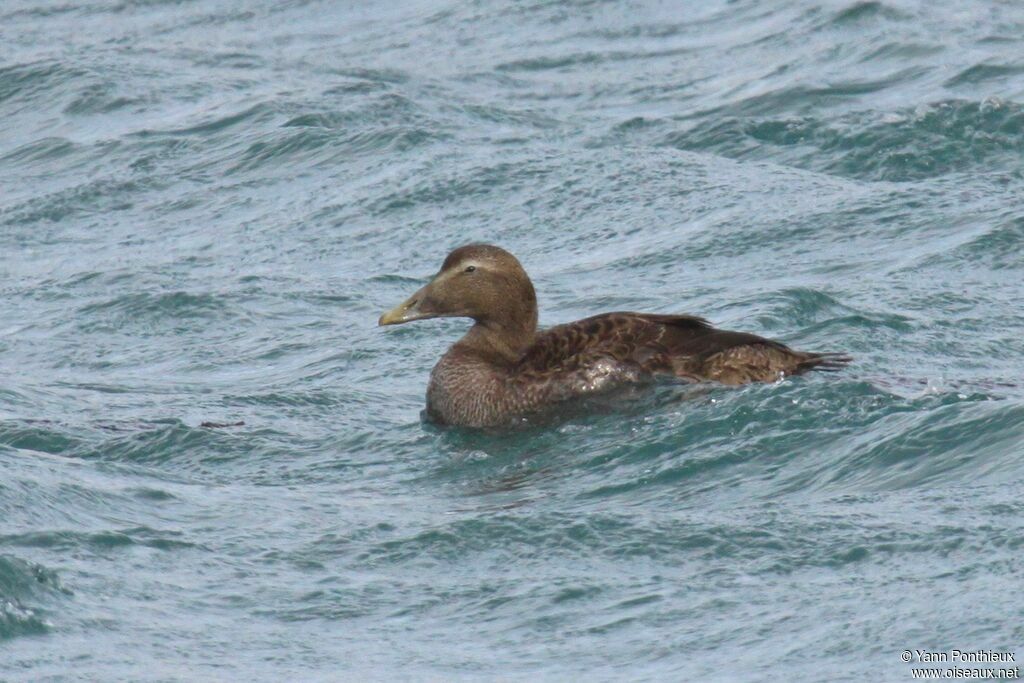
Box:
2, 0, 1023, 680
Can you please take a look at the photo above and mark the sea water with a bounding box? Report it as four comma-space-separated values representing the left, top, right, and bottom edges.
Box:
1, 1, 1023, 680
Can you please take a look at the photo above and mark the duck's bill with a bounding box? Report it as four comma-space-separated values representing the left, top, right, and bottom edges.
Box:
378, 285, 434, 326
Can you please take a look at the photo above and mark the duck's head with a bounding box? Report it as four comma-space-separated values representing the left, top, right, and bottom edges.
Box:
378, 244, 538, 332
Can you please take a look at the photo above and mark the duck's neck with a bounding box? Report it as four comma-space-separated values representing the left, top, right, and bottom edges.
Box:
457, 304, 538, 365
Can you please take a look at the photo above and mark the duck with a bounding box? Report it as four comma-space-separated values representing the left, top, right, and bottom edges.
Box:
379, 244, 849, 427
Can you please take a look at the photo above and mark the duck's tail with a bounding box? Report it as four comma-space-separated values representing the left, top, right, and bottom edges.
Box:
793, 352, 853, 374
671, 344, 852, 384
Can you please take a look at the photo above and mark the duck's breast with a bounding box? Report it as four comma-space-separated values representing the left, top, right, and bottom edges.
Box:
426, 352, 512, 426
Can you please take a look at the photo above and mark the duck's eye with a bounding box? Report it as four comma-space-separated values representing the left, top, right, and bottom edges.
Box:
464, 265, 476, 273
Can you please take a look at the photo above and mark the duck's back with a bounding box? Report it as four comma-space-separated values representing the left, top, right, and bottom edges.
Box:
524, 311, 847, 383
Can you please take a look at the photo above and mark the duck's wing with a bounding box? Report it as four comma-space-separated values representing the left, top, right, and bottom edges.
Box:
519, 312, 849, 385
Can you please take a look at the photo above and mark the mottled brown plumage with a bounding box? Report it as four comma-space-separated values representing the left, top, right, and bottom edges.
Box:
379, 244, 849, 427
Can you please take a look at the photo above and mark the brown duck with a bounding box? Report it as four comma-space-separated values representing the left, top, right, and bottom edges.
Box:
379, 244, 849, 427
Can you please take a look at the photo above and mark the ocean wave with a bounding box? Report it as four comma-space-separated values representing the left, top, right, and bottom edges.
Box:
0, 60, 84, 109
660, 98, 1024, 181
1, 528, 196, 552
0, 177, 149, 227
0, 555, 69, 641
78, 290, 227, 316
0, 136, 78, 166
